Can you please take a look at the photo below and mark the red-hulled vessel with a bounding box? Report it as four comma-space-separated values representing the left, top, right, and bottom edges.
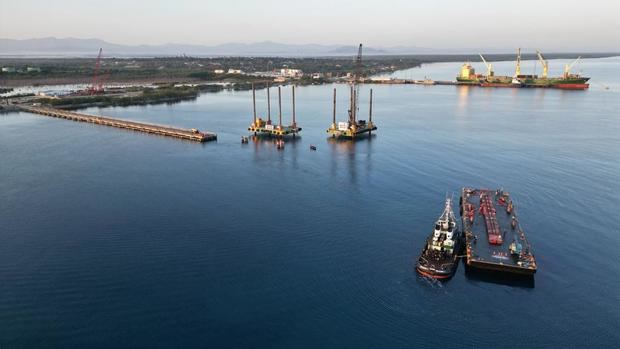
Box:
553, 83, 590, 90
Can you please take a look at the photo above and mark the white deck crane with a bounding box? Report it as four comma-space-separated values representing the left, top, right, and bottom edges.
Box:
564, 56, 582, 78
536, 50, 549, 78
479, 54, 494, 77
515, 48, 522, 77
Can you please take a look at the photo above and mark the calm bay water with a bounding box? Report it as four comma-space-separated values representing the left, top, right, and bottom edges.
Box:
1, 57, 619, 348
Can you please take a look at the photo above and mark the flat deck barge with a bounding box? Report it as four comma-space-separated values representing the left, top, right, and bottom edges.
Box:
19, 105, 216, 142
460, 188, 537, 275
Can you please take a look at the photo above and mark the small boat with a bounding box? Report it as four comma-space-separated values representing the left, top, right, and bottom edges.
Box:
416, 198, 462, 279
241, 136, 249, 144
310, 145, 317, 151
421, 76, 436, 85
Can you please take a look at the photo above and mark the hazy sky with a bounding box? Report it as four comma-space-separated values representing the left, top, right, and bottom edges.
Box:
1, 0, 618, 51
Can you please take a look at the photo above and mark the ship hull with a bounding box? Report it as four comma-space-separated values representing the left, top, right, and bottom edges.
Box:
521, 76, 590, 88
416, 265, 454, 279
327, 124, 377, 139
466, 259, 536, 275
456, 77, 480, 85
553, 83, 590, 90
480, 82, 522, 88
416, 234, 462, 279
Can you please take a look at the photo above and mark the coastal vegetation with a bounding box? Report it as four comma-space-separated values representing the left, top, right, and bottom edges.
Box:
34, 85, 205, 108
30, 82, 277, 109
0, 56, 423, 86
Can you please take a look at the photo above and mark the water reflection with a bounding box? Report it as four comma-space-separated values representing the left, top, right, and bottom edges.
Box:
456, 86, 471, 112
249, 135, 301, 164
327, 136, 374, 186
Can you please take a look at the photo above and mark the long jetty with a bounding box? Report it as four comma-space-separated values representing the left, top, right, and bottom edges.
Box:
19, 105, 217, 142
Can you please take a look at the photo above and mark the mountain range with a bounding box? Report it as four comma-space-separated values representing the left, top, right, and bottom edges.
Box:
0, 37, 513, 57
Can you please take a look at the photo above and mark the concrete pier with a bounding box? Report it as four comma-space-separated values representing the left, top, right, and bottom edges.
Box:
19, 105, 217, 142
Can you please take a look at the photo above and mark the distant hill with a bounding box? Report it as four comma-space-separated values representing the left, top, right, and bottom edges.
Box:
1, 37, 617, 58
0, 38, 388, 57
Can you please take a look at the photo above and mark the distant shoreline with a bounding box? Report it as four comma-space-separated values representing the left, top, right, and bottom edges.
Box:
2, 53, 617, 88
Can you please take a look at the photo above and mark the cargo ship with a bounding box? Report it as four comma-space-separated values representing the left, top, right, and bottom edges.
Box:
519, 75, 590, 89
416, 198, 462, 279
456, 49, 589, 90
518, 51, 589, 89
457, 54, 521, 87
457, 66, 519, 87
477, 54, 523, 88
460, 188, 537, 275
456, 63, 482, 85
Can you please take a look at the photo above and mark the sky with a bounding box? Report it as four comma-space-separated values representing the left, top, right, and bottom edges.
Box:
1, 0, 619, 51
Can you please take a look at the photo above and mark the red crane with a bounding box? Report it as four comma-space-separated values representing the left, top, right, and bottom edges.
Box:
88, 48, 105, 95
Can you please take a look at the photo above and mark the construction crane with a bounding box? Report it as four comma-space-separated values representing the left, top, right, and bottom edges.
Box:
87, 48, 105, 95
349, 43, 363, 124
515, 48, 522, 77
564, 56, 582, 77
479, 54, 494, 76
354, 43, 363, 82
536, 50, 549, 78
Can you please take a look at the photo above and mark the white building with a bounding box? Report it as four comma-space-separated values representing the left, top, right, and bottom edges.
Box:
227, 69, 243, 74
280, 68, 303, 78
214, 69, 225, 74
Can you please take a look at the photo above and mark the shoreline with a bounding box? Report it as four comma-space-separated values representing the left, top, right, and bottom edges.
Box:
2, 52, 617, 89
1, 80, 302, 112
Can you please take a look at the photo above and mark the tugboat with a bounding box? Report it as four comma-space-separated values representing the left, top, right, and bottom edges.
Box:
416, 198, 462, 279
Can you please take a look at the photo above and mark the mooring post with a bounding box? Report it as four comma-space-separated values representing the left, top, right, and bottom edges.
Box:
278, 86, 282, 129
369, 88, 373, 123
267, 84, 271, 125
332, 88, 337, 127
292, 85, 296, 128
349, 84, 354, 124
252, 83, 257, 125
352, 88, 357, 124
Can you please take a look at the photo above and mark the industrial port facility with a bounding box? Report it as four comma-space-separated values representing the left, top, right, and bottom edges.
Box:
2, 43, 550, 287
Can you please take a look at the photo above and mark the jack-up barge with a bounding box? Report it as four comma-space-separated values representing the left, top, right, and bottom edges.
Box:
249, 84, 301, 138
327, 85, 376, 139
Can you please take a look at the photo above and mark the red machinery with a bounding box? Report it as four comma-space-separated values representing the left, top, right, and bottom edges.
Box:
87, 48, 108, 95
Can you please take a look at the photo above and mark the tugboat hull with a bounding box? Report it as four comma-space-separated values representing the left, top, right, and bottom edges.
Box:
416, 246, 461, 279
416, 266, 454, 279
